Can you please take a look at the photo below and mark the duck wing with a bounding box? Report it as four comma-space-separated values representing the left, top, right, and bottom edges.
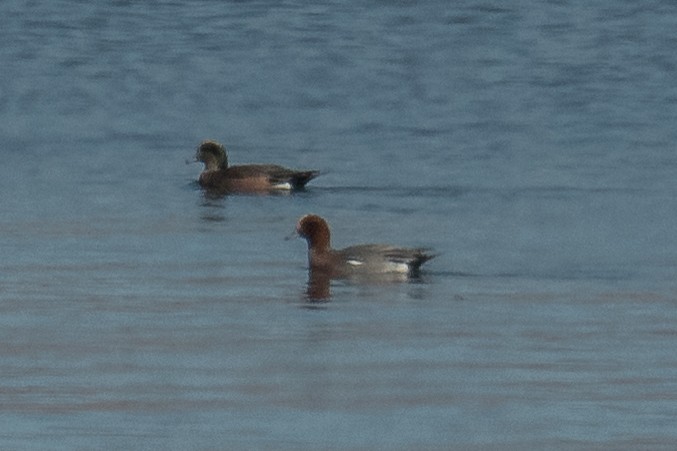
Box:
227, 164, 320, 188
338, 244, 435, 273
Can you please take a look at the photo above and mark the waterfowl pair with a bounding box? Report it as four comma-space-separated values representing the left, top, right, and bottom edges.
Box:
193, 141, 436, 283
195, 140, 320, 193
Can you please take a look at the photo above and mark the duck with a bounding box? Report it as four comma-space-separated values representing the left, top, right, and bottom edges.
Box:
293, 214, 435, 278
195, 140, 320, 193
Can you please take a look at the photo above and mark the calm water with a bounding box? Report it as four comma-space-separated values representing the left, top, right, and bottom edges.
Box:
2, 0, 677, 449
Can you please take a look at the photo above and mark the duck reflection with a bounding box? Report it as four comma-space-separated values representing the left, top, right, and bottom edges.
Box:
306, 270, 332, 302
304, 269, 431, 303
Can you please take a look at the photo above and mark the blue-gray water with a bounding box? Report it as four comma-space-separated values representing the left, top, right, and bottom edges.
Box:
2, 1, 677, 449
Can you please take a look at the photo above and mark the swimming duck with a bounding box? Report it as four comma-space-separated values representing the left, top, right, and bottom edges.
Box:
195, 140, 320, 193
293, 214, 435, 278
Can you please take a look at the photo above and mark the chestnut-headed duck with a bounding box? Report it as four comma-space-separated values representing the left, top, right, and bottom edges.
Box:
195, 140, 320, 193
293, 214, 435, 278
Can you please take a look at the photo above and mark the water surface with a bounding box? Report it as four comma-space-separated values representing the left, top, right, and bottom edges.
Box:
2, 1, 677, 449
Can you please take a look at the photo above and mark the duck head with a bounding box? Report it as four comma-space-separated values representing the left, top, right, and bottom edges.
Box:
195, 140, 228, 170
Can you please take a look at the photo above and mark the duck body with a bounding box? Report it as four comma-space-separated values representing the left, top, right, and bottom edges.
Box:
199, 163, 319, 192
295, 214, 435, 278
196, 140, 320, 193
312, 244, 434, 278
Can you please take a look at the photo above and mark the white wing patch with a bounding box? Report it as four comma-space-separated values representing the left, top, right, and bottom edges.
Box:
270, 182, 293, 190
384, 261, 410, 273
347, 258, 410, 273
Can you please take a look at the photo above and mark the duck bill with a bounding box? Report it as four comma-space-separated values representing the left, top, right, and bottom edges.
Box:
284, 228, 300, 241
